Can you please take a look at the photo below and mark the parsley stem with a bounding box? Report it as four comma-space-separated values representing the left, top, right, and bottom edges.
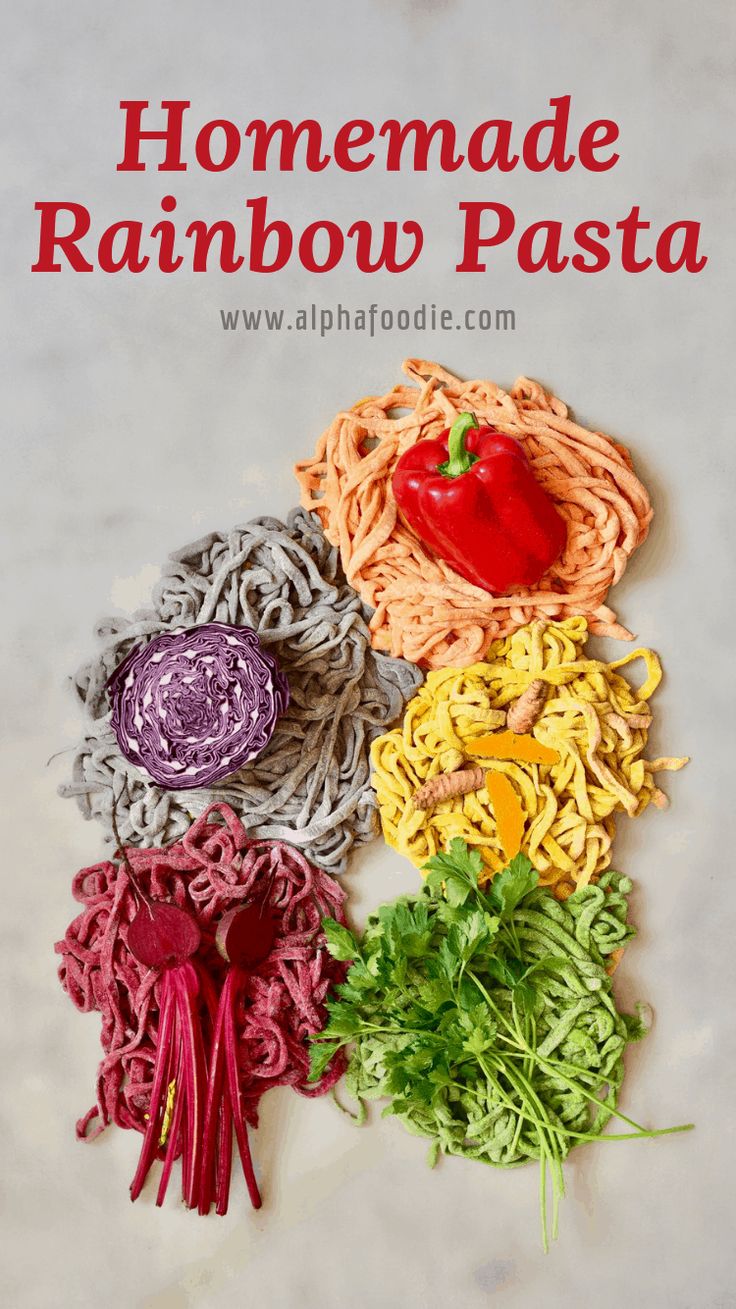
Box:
466, 970, 526, 1045
504, 1004, 666, 1137
539, 1151, 548, 1254
484, 1056, 692, 1145
479, 1052, 562, 1249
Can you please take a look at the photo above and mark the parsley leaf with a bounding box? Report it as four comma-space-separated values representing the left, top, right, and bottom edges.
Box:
307, 1039, 341, 1083
322, 1001, 364, 1039
423, 837, 484, 906
322, 918, 359, 961
486, 852, 538, 918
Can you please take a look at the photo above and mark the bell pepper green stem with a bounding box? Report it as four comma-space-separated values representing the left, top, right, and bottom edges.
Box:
438, 412, 480, 478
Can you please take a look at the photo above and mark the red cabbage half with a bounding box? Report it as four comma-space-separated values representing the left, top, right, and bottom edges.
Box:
107, 622, 289, 789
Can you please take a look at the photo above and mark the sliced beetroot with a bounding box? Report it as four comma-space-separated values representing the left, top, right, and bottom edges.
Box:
128, 902, 201, 968
216, 904, 276, 968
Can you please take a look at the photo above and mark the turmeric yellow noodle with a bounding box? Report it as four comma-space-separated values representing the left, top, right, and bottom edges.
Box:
371, 618, 687, 896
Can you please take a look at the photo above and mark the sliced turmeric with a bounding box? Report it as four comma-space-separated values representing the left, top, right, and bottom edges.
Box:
159, 1079, 177, 1147
468, 730, 560, 766
485, 772, 525, 861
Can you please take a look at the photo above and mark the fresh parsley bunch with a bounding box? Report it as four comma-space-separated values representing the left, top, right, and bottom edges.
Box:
309, 840, 691, 1249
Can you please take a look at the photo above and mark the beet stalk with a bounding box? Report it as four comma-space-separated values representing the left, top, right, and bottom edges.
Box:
198, 904, 276, 1214
127, 897, 205, 1209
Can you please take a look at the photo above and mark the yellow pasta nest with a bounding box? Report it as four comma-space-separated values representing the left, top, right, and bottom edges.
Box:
370, 617, 687, 896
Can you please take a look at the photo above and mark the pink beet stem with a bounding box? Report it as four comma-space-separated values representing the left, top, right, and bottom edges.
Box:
215, 1094, 234, 1217
213, 972, 236, 1215
130, 972, 176, 1202
223, 968, 262, 1210
198, 977, 229, 1215
156, 1033, 185, 1207
174, 963, 206, 1210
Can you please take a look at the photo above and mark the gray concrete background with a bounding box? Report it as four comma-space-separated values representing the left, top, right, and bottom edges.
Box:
2, 2, 734, 1306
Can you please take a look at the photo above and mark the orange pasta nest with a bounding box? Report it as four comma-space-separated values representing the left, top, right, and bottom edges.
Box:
295, 360, 653, 669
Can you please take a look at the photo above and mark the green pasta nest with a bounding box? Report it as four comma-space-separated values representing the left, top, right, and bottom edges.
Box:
310, 843, 689, 1248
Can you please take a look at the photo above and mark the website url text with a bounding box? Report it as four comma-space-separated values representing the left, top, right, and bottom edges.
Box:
219, 304, 516, 337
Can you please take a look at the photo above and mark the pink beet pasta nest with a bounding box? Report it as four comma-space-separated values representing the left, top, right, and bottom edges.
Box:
56, 803, 347, 1142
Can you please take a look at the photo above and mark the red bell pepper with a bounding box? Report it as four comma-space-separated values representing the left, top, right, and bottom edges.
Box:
392, 412, 566, 594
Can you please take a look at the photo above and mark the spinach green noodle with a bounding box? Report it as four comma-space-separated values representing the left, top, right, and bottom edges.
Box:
311, 852, 692, 1247
60, 508, 421, 874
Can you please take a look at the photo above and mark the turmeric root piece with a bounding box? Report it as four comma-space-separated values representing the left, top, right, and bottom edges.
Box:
468, 730, 559, 766
412, 766, 485, 810
506, 679, 548, 733
485, 771, 525, 861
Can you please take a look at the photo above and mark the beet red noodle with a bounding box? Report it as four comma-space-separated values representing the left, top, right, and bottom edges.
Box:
56, 803, 347, 1151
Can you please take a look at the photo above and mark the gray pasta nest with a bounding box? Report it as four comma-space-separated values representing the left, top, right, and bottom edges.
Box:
60, 507, 422, 874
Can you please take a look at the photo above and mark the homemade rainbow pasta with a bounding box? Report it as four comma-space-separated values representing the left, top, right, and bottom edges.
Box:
52, 359, 694, 1233
295, 360, 653, 668
370, 617, 687, 895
